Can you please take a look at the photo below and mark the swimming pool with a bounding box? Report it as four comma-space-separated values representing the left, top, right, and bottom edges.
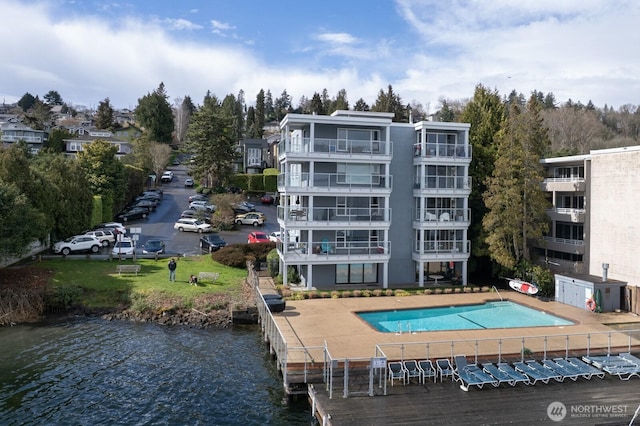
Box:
357, 301, 573, 332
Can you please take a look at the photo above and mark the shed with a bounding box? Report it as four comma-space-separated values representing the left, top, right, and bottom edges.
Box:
555, 273, 627, 313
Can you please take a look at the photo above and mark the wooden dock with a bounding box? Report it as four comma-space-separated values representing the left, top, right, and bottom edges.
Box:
308, 374, 640, 425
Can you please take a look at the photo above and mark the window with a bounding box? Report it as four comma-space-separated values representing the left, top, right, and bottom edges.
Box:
247, 148, 262, 166
337, 128, 380, 152
336, 263, 377, 284
337, 163, 381, 185
555, 222, 583, 240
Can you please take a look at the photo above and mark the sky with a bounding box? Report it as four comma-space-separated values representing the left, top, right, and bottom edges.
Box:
1, 0, 639, 113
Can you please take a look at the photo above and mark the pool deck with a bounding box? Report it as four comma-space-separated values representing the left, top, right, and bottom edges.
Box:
261, 281, 640, 362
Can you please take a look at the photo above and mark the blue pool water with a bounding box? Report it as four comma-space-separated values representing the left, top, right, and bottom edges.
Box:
357, 301, 573, 332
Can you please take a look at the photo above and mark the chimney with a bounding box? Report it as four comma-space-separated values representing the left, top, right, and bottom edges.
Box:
602, 263, 609, 282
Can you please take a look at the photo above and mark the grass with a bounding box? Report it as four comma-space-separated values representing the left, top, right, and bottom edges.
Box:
41, 256, 247, 311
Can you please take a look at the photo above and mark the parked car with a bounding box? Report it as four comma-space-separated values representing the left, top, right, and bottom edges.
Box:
94, 222, 126, 235
131, 199, 157, 211
136, 192, 162, 202
174, 218, 212, 233
189, 200, 216, 212
248, 231, 270, 244
184, 178, 194, 187
115, 207, 149, 222
188, 194, 209, 203
268, 231, 281, 242
142, 239, 165, 254
235, 212, 264, 227
226, 186, 242, 194
161, 171, 174, 182
53, 235, 102, 255
84, 229, 116, 247
145, 188, 163, 198
261, 193, 276, 204
112, 237, 136, 257
199, 234, 228, 252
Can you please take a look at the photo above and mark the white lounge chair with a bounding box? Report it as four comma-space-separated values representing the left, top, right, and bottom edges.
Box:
418, 360, 437, 383
403, 360, 421, 384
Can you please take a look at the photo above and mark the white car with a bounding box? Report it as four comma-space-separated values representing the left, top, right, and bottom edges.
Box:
95, 222, 126, 235
174, 218, 212, 233
84, 229, 116, 247
53, 235, 102, 256
269, 232, 281, 242
189, 200, 216, 212
112, 237, 136, 257
161, 171, 174, 182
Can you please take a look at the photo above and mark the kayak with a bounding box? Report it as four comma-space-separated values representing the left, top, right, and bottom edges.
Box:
509, 279, 539, 295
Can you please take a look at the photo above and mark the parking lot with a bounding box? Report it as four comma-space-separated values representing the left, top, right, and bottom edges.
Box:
48, 163, 279, 258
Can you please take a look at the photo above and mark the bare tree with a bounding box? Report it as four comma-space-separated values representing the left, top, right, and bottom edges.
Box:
542, 107, 608, 154
149, 142, 172, 185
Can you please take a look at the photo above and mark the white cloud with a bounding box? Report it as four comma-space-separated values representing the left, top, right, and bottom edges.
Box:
155, 18, 203, 31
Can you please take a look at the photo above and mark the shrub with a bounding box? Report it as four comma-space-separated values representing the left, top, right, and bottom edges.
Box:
307, 291, 318, 299
463, 287, 472, 293
394, 290, 411, 297
341, 291, 351, 298
472, 287, 481, 292
481, 286, 490, 292
362, 289, 371, 297
424, 289, 433, 295
352, 290, 362, 297
385, 289, 394, 296
331, 291, 340, 299
211, 245, 247, 267
372, 289, 383, 297
434, 288, 443, 294
443, 288, 453, 294
267, 249, 279, 278
281, 288, 292, 298
454, 287, 461, 293
320, 291, 331, 298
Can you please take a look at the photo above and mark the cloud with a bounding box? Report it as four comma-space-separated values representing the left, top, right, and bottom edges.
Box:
155, 18, 203, 31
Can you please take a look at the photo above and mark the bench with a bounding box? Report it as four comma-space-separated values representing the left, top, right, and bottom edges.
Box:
198, 272, 220, 283
116, 264, 141, 275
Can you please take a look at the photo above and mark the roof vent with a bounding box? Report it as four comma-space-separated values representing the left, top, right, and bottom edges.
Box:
602, 263, 609, 282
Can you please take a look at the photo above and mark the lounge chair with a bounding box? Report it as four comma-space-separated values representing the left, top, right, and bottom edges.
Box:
586, 355, 640, 380
619, 352, 640, 365
564, 357, 605, 379
526, 360, 563, 382
388, 361, 407, 386
403, 360, 421, 383
482, 363, 519, 386
453, 355, 498, 391
541, 359, 580, 381
552, 358, 593, 380
513, 361, 551, 385
436, 358, 454, 382
496, 362, 531, 386
418, 360, 437, 383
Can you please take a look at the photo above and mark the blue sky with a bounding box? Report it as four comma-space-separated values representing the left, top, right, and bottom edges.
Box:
2, 0, 639, 112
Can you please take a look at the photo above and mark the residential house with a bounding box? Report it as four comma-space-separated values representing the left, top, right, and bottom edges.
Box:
0, 120, 48, 153
63, 128, 132, 158
276, 110, 472, 290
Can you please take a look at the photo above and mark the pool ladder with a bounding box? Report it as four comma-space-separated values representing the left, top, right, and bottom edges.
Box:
491, 285, 503, 301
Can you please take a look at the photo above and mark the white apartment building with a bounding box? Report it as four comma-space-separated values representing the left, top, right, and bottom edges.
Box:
537, 146, 640, 314
276, 110, 471, 290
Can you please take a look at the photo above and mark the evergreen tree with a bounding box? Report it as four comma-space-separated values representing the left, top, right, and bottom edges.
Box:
353, 98, 370, 111
22, 98, 52, 130
43, 128, 72, 153
310, 93, 324, 115
185, 94, 237, 188
482, 96, 551, 270
17, 92, 36, 111
43, 90, 63, 105
332, 89, 349, 112
371, 85, 406, 121
251, 89, 265, 138
264, 90, 275, 121
95, 97, 115, 130
134, 82, 175, 144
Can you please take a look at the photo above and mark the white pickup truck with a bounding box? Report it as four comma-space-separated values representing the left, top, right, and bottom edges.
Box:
160, 171, 174, 182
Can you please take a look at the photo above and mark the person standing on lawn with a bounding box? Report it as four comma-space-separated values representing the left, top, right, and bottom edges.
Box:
168, 258, 177, 282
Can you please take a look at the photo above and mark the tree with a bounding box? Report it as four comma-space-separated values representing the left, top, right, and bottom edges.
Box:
185, 94, 237, 189
149, 142, 173, 184
17, 92, 37, 111
264, 90, 275, 121
353, 98, 370, 111
0, 180, 47, 256
371, 85, 406, 122
436, 99, 455, 122
274, 90, 291, 122
95, 97, 115, 130
77, 140, 126, 217
22, 98, 52, 130
542, 106, 606, 154
332, 89, 349, 112
482, 96, 550, 270
310, 92, 324, 115
135, 82, 175, 144
460, 84, 505, 272
43, 128, 73, 153
43, 90, 63, 106
174, 95, 195, 145
249, 89, 265, 138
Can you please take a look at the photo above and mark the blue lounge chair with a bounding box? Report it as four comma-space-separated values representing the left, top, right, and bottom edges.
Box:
388, 361, 407, 386
541, 359, 580, 381
552, 358, 592, 380
482, 363, 518, 386
526, 360, 563, 382
436, 358, 454, 382
564, 357, 605, 379
403, 360, 421, 384
496, 362, 531, 386
514, 361, 550, 385
453, 355, 498, 391
417, 360, 437, 383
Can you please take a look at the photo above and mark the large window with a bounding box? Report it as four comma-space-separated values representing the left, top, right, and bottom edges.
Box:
336, 263, 377, 284
337, 163, 381, 185
555, 222, 583, 240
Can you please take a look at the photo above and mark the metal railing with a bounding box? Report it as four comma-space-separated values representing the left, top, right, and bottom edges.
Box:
277, 240, 390, 256
278, 172, 393, 191
281, 137, 392, 156
277, 206, 391, 223
415, 239, 470, 255
414, 176, 471, 191
413, 142, 471, 159
542, 236, 585, 246
415, 208, 470, 223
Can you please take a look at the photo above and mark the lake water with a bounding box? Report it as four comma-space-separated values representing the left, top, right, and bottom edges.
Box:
0, 317, 311, 425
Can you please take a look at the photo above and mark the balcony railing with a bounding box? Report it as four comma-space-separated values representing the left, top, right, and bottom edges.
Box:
1, 135, 45, 143
281, 137, 392, 156
413, 143, 471, 159
278, 240, 390, 256
414, 176, 471, 191
414, 239, 470, 255
542, 236, 585, 246
278, 206, 391, 223
278, 172, 392, 191
415, 208, 470, 223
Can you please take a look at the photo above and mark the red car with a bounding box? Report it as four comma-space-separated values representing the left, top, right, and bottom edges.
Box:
260, 193, 276, 204
248, 231, 270, 244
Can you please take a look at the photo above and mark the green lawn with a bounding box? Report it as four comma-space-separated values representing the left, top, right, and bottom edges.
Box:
42, 256, 248, 311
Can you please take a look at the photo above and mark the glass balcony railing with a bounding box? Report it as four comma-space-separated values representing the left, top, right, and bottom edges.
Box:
281, 137, 392, 156
415, 208, 470, 223
278, 172, 392, 191
414, 240, 470, 255
277, 240, 390, 256
413, 143, 471, 159
414, 176, 471, 191
277, 206, 391, 223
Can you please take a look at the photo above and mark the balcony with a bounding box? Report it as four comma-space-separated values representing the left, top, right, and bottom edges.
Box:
413, 176, 471, 194
546, 207, 585, 223
277, 240, 391, 263
414, 208, 470, 226
278, 172, 392, 194
412, 240, 471, 260
541, 177, 585, 192
541, 236, 586, 254
413, 142, 471, 161
278, 206, 391, 226
280, 137, 392, 159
